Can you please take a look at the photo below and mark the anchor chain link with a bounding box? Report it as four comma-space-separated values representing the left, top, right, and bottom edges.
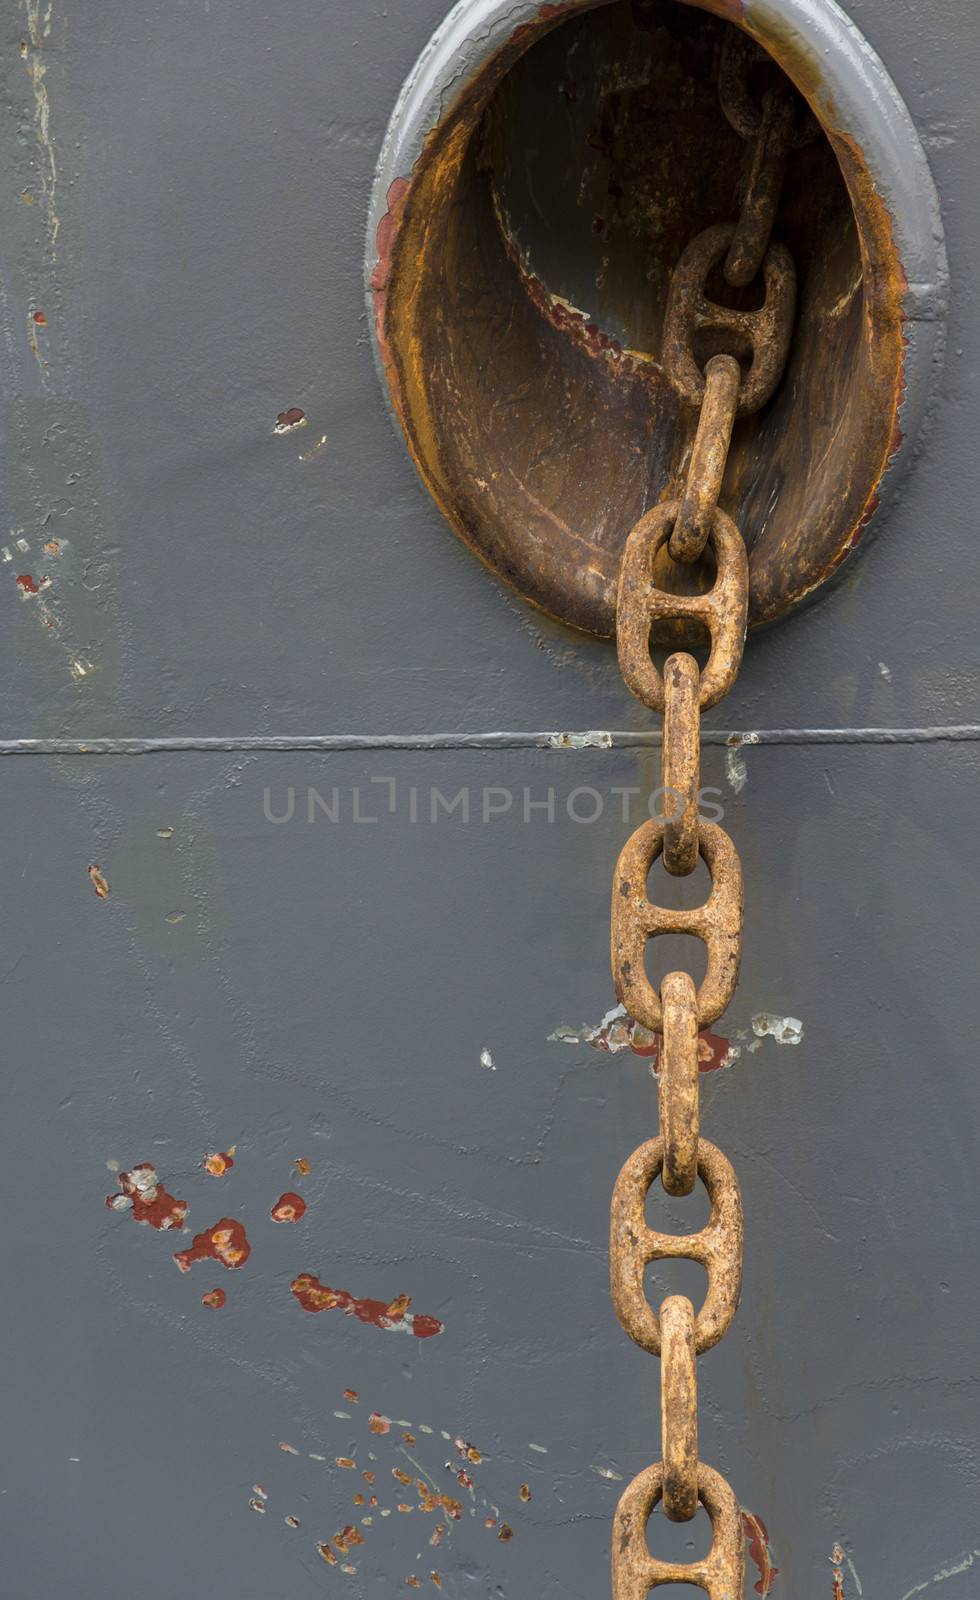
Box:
608, 40, 804, 1600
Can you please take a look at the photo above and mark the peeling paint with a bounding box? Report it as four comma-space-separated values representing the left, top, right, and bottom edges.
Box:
290, 1274, 442, 1337
174, 1218, 251, 1273
203, 1148, 235, 1176
273, 407, 307, 435
87, 863, 110, 898
751, 1012, 804, 1046
743, 1511, 779, 1595
546, 729, 613, 749
548, 1003, 735, 1071
271, 1191, 307, 1223
726, 731, 761, 793
105, 1164, 187, 1231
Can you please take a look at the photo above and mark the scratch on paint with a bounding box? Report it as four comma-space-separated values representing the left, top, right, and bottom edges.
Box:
290, 1274, 443, 1337
725, 731, 761, 793
899, 1550, 980, 1600
20, 3, 59, 257
256, 1388, 531, 1583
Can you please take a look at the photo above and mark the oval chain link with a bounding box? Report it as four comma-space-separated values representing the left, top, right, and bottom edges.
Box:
609, 1136, 744, 1356
608, 29, 800, 1574
611, 818, 743, 1032
616, 501, 748, 714
612, 1462, 745, 1600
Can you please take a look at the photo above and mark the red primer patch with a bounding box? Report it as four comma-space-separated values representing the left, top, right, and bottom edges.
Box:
271, 1191, 307, 1223
290, 1274, 443, 1338
645, 1028, 733, 1072
174, 1217, 250, 1273
743, 1512, 780, 1595
105, 1164, 187, 1230
15, 574, 40, 593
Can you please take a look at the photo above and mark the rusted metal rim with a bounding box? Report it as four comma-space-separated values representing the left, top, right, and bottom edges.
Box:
366, 0, 947, 637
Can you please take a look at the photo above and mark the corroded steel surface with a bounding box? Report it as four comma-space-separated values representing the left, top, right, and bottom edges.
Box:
370, 0, 934, 635
612, 1462, 745, 1600
609, 1135, 744, 1355
616, 502, 748, 712
611, 818, 744, 1031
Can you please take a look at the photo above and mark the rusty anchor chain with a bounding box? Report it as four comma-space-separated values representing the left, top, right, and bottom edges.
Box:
608, 41, 803, 1600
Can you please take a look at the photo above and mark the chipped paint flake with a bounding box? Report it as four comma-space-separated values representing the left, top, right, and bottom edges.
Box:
88, 863, 110, 899
479, 1047, 495, 1071
744, 1512, 779, 1595
546, 729, 613, 749
291, 1274, 443, 1338
203, 1148, 235, 1176
105, 1164, 187, 1231
271, 1191, 307, 1223
273, 407, 307, 435
173, 1217, 251, 1273
751, 1012, 804, 1046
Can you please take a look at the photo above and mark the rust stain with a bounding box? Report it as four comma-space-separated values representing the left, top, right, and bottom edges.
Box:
371, 174, 412, 381
743, 1511, 780, 1595
174, 1217, 251, 1273
290, 1273, 443, 1338
88, 863, 110, 899
203, 1148, 235, 1176
105, 1163, 187, 1230
271, 1191, 307, 1223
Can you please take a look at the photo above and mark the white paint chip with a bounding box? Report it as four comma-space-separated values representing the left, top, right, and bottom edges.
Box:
528, 1443, 548, 1454
479, 1047, 495, 1071
752, 1012, 804, 1046
546, 730, 613, 749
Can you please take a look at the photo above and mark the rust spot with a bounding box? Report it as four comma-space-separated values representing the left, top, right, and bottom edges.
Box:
174, 1217, 251, 1273
317, 1542, 338, 1566
743, 1511, 780, 1595
294, 1157, 311, 1175
430, 1574, 442, 1589
106, 1163, 187, 1230
344, 1388, 359, 1403
273, 407, 307, 435
203, 1148, 235, 1176
646, 1027, 735, 1072
519, 1483, 532, 1502
88, 864, 110, 899
336, 1457, 357, 1470
31, 309, 46, 326
290, 1273, 443, 1338
15, 573, 40, 594
369, 1414, 391, 1435
430, 1525, 446, 1548
371, 175, 412, 377
202, 1287, 227, 1310
271, 1191, 307, 1223
498, 1523, 514, 1542
403, 1431, 416, 1445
